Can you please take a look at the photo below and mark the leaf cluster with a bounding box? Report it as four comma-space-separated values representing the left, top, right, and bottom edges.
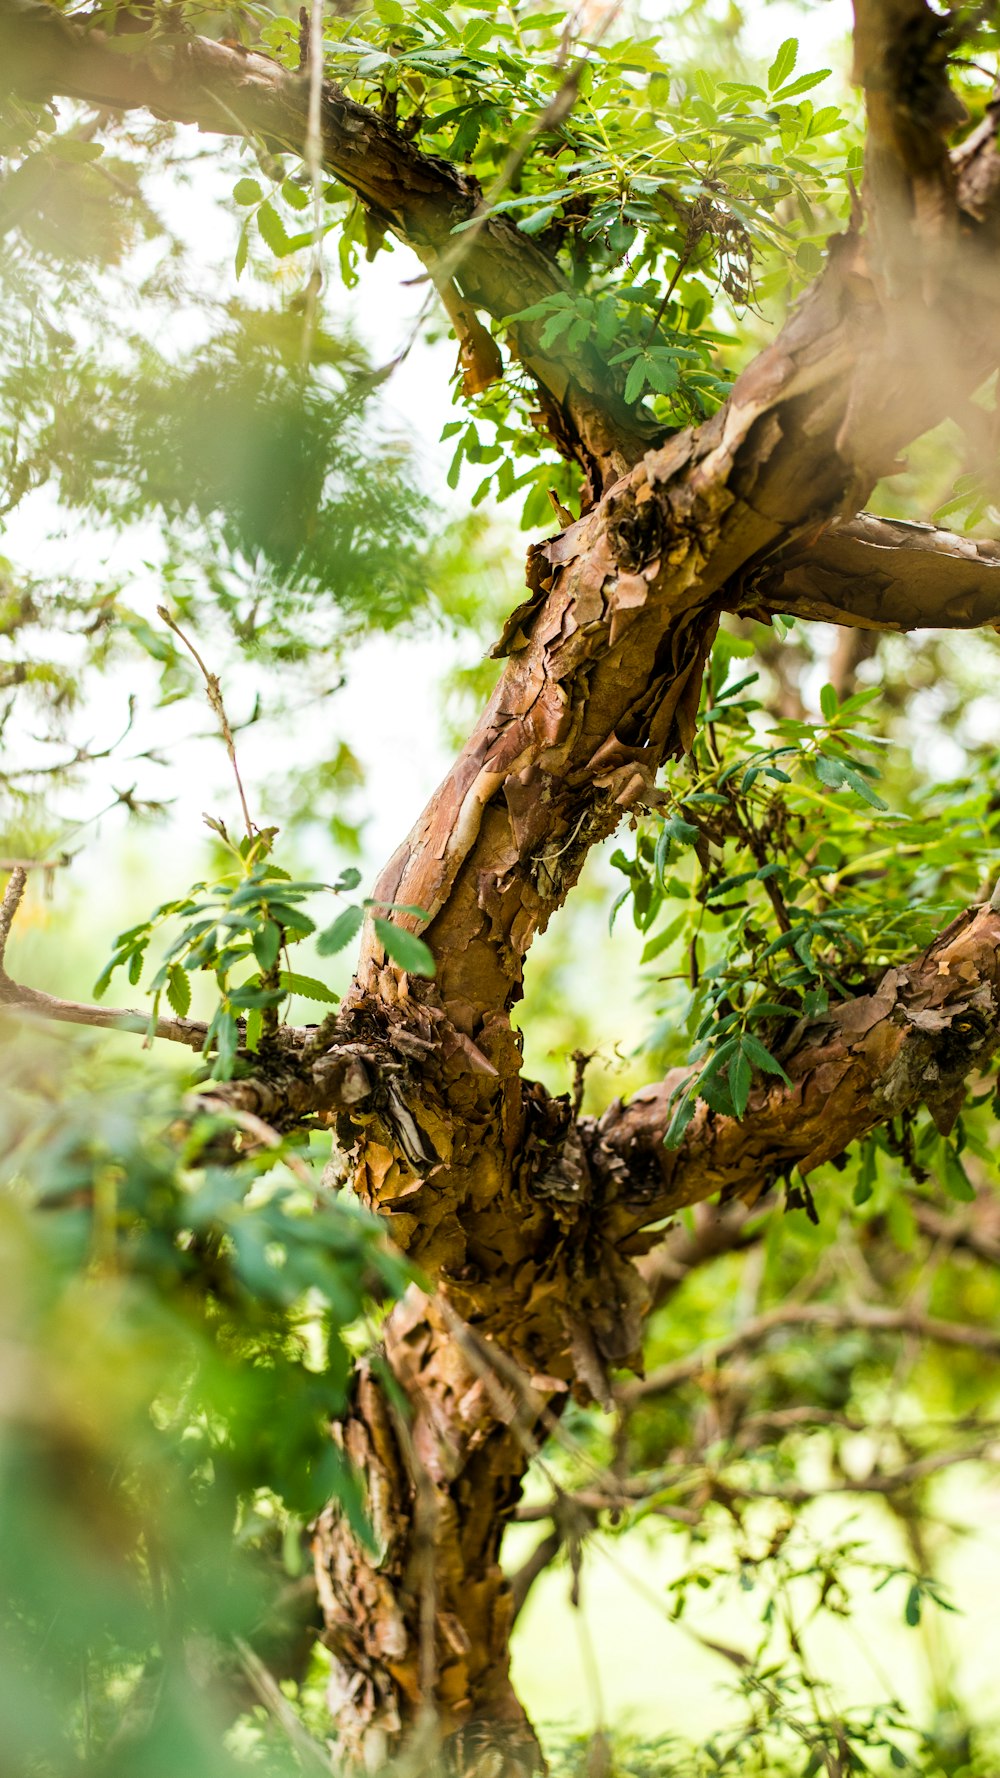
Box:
611, 630, 1000, 1151
95, 821, 435, 1077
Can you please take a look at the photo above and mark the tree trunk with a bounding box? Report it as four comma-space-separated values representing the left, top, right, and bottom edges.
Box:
313, 1303, 540, 1771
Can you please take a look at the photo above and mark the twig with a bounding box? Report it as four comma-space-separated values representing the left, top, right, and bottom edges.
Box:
156, 608, 256, 840
707, 1438, 998, 1506
197, 1097, 315, 1184
233, 1637, 334, 1773
0, 972, 212, 1050
622, 1301, 1000, 1405
430, 0, 623, 291
392, 0, 623, 383
0, 854, 214, 1049
0, 853, 71, 873
300, 0, 325, 367
510, 1527, 563, 1622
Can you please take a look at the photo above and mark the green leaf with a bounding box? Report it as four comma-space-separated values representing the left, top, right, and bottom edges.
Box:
940, 1142, 976, 1202
773, 67, 830, 101
741, 1032, 792, 1085
209, 1009, 239, 1079
166, 963, 191, 1019
853, 1138, 878, 1206
253, 920, 282, 971
819, 682, 838, 721
663, 814, 700, 845
233, 177, 263, 206
640, 912, 686, 965
519, 203, 559, 236
664, 1091, 697, 1150
265, 903, 315, 935
904, 1582, 922, 1628
227, 984, 285, 1010
257, 199, 294, 258
624, 356, 647, 404
767, 36, 797, 93
316, 903, 365, 956
93, 951, 129, 999
279, 970, 339, 1005
373, 918, 436, 978
842, 764, 887, 809
235, 216, 251, 281
730, 1045, 752, 1118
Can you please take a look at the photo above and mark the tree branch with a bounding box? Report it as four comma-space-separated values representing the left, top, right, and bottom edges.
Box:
622, 1299, 1000, 1406
0, 0, 656, 494
741, 513, 1000, 633
511, 1431, 996, 1522
0, 865, 210, 1047
0, 972, 213, 1049
592, 902, 1000, 1239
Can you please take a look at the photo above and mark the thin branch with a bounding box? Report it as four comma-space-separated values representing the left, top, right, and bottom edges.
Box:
157, 608, 255, 839
427, 0, 622, 292
0, 865, 27, 966
197, 1096, 315, 1183
233, 1638, 334, 1775
0, 853, 71, 873
590, 900, 1000, 1238
0, 972, 212, 1050
622, 1300, 1000, 1406
0, 861, 212, 1048
509, 1527, 563, 1623
513, 1437, 996, 1528
710, 1438, 998, 1505
298, 0, 325, 369
512, 1491, 700, 1526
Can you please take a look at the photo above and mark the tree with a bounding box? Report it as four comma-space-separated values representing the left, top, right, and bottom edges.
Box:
3, 0, 1000, 1770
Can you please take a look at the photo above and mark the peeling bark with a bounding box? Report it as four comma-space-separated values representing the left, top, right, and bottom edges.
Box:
309, 90, 1000, 1755
743, 513, 1000, 633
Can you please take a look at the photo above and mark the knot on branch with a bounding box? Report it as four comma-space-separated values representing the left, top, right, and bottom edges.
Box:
606, 484, 664, 574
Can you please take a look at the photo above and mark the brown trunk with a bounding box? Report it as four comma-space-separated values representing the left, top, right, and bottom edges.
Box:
313, 1301, 540, 1772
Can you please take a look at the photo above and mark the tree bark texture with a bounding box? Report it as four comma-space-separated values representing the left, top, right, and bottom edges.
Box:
8, 0, 1000, 1767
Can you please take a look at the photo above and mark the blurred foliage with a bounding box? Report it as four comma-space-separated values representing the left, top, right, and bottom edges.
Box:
0, 1023, 410, 1776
